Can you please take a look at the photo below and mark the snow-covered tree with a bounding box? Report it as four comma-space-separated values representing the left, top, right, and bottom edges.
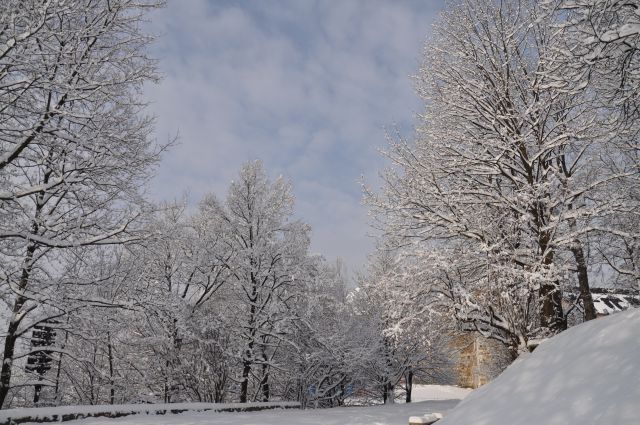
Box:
283, 257, 354, 408
549, 0, 640, 291
353, 249, 454, 404
0, 0, 162, 408
554, 0, 640, 117
199, 161, 311, 403
365, 0, 637, 351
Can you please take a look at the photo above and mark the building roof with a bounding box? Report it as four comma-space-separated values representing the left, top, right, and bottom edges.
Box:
591, 288, 640, 315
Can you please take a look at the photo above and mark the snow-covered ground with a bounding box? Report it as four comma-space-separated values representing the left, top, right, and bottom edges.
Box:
16, 385, 469, 425
18, 303, 637, 425
23, 400, 458, 425
344, 384, 472, 406
438, 308, 640, 425
404, 385, 471, 402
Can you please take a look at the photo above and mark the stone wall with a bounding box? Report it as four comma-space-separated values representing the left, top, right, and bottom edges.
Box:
450, 332, 512, 389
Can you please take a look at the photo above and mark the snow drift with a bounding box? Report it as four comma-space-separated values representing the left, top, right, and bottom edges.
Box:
438, 308, 640, 425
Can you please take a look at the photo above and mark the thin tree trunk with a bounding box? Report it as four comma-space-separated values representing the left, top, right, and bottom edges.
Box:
0, 242, 37, 409
107, 333, 115, 405
240, 356, 252, 403
0, 298, 25, 408
538, 232, 566, 332
260, 365, 269, 402
405, 370, 413, 403
53, 325, 69, 404
0, 174, 49, 409
239, 331, 255, 403
259, 350, 270, 402
540, 282, 566, 331
163, 357, 170, 403
383, 383, 394, 404
561, 164, 596, 322
33, 378, 42, 405
240, 270, 258, 404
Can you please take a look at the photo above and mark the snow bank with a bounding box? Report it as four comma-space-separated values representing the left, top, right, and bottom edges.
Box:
0, 401, 299, 424
438, 308, 640, 425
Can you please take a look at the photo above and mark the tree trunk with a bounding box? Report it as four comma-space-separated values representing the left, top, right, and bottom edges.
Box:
260, 370, 270, 402
33, 379, 42, 405
405, 370, 413, 403
0, 317, 21, 409
240, 270, 258, 404
107, 333, 115, 405
0, 242, 37, 409
540, 282, 566, 332
239, 357, 251, 403
571, 242, 597, 321
538, 231, 566, 333
163, 358, 170, 403
260, 353, 270, 402
383, 383, 395, 404
239, 334, 254, 403
53, 327, 68, 405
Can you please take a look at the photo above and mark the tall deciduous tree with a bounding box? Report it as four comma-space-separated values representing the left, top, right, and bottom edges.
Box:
200, 161, 311, 403
366, 0, 633, 351
0, 0, 162, 408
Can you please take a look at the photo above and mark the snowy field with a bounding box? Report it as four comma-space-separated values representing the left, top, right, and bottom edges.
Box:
16, 386, 469, 425
46, 400, 458, 425
402, 385, 471, 402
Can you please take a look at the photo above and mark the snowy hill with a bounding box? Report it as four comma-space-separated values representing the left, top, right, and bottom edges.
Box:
438, 308, 640, 425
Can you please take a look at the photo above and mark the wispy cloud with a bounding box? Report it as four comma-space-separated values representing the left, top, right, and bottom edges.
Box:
144, 0, 445, 274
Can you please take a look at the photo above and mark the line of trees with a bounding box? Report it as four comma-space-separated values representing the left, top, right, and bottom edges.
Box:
0, 0, 453, 408
1, 155, 452, 408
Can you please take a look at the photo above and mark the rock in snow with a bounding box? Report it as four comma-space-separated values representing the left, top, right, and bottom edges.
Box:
438, 308, 640, 425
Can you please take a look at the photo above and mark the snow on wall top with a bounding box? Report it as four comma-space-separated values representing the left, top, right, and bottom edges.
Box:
437, 308, 640, 425
0, 401, 300, 423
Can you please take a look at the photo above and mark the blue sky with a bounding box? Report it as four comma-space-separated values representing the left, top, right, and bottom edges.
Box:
144, 0, 446, 275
